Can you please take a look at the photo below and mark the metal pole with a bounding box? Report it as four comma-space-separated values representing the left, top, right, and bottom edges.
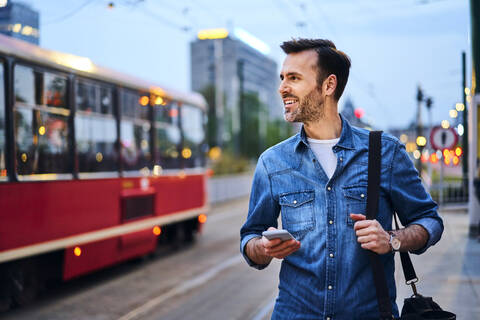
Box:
416, 86, 424, 177
214, 39, 224, 148
469, 0, 480, 237
462, 52, 469, 194
440, 157, 444, 205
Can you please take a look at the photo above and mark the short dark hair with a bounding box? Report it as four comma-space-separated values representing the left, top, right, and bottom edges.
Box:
280, 39, 351, 101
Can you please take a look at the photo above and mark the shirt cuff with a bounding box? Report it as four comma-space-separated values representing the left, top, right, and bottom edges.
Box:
408, 217, 443, 255
240, 233, 270, 270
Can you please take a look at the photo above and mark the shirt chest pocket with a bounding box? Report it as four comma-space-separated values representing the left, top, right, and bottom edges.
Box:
343, 186, 367, 227
279, 190, 315, 236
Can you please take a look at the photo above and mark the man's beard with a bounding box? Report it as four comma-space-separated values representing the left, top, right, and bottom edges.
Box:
284, 87, 324, 123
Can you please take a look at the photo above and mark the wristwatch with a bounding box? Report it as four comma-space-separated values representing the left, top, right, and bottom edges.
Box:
388, 231, 401, 252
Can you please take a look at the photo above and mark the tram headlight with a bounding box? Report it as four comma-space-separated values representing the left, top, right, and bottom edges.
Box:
74, 247, 82, 257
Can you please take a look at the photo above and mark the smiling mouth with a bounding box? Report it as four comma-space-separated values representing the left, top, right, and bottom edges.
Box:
283, 99, 298, 107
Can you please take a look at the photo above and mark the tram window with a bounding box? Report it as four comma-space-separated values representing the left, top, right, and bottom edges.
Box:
0, 63, 6, 180
120, 90, 136, 118
100, 87, 112, 115
75, 80, 117, 174
120, 120, 151, 171
155, 101, 179, 126
14, 65, 71, 177
44, 72, 67, 108
14, 65, 35, 105
76, 81, 97, 112
76, 115, 117, 173
120, 88, 151, 171
15, 108, 70, 175
181, 105, 206, 168
155, 124, 181, 169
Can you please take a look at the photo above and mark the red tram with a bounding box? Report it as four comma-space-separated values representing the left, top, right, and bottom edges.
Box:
0, 34, 209, 310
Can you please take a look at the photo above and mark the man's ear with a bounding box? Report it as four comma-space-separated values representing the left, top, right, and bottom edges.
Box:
323, 74, 337, 98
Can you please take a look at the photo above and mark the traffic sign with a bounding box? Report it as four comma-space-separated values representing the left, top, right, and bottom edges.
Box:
430, 126, 459, 150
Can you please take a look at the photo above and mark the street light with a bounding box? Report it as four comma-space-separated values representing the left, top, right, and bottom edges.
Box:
456, 103, 465, 111
416, 136, 427, 147
449, 109, 458, 118
441, 120, 450, 129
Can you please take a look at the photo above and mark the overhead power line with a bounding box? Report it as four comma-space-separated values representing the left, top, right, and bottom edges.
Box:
43, 0, 96, 25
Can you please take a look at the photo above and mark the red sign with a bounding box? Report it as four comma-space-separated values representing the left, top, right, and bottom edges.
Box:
430, 126, 459, 150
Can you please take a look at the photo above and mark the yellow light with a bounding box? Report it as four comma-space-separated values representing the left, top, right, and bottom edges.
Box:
443, 149, 450, 159
153, 165, 163, 176
444, 157, 451, 165
21, 153, 27, 163
12, 23, 21, 33
416, 136, 427, 147
465, 87, 470, 96
52, 53, 94, 72
455, 147, 463, 156
139, 96, 149, 106
96, 152, 103, 162
182, 148, 192, 159
456, 103, 465, 111
21, 25, 33, 36
453, 156, 460, 165
399, 134, 408, 144
441, 120, 450, 129
74, 247, 82, 257
153, 226, 161, 236
141, 139, 148, 150
170, 150, 179, 158
197, 28, 229, 40
198, 214, 207, 224
413, 150, 421, 159
154, 96, 164, 105
38, 126, 46, 135
208, 146, 222, 160
449, 109, 458, 118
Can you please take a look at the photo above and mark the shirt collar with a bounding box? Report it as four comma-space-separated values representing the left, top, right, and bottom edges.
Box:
294, 114, 356, 152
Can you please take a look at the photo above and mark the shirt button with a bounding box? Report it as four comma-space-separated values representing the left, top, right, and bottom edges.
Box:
326, 318, 331, 320
327, 187, 331, 191
312, 158, 316, 163
360, 194, 365, 198
340, 157, 343, 162
293, 200, 297, 204
328, 285, 333, 290
329, 253, 334, 258
329, 220, 333, 225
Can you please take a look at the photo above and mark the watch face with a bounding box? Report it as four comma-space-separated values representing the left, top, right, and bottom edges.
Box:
391, 237, 401, 251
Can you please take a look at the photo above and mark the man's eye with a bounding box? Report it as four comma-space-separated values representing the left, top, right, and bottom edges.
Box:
290, 76, 297, 80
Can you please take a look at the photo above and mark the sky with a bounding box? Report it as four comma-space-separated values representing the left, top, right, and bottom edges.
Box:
21, 0, 470, 130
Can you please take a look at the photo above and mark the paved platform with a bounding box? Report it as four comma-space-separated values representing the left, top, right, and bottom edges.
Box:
395, 207, 480, 318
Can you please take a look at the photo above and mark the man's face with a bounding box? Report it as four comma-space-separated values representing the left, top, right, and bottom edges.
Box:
278, 50, 324, 123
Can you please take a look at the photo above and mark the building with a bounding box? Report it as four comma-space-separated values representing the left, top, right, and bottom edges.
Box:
191, 28, 282, 149
0, 1, 39, 45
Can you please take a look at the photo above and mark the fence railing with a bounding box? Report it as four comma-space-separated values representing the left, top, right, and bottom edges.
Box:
429, 180, 468, 205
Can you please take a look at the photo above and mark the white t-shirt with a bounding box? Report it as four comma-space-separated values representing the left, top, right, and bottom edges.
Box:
307, 137, 340, 179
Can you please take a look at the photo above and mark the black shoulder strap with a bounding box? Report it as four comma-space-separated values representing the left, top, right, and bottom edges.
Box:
367, 131, 394, 320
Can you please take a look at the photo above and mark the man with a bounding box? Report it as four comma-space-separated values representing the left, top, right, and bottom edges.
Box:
240, 39, 443, 319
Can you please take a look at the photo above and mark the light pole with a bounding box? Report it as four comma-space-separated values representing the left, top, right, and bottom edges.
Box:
416, 85, 424, 177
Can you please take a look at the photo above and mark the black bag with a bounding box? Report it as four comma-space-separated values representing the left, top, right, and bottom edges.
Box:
366, 131, 456, 320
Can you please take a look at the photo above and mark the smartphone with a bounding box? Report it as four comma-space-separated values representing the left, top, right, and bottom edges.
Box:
262, 229, 295, 241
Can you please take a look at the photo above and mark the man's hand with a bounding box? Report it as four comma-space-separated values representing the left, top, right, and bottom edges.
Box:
350, 214, 391, 254
262, 227, 301, 259
245, 227, 300, 265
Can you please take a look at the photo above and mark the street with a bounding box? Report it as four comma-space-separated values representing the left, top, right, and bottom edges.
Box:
2, 197, 279, 320
2, 199, 479, 319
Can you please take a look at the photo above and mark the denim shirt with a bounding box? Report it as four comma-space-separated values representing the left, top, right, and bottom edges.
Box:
240, 117, 444, 320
